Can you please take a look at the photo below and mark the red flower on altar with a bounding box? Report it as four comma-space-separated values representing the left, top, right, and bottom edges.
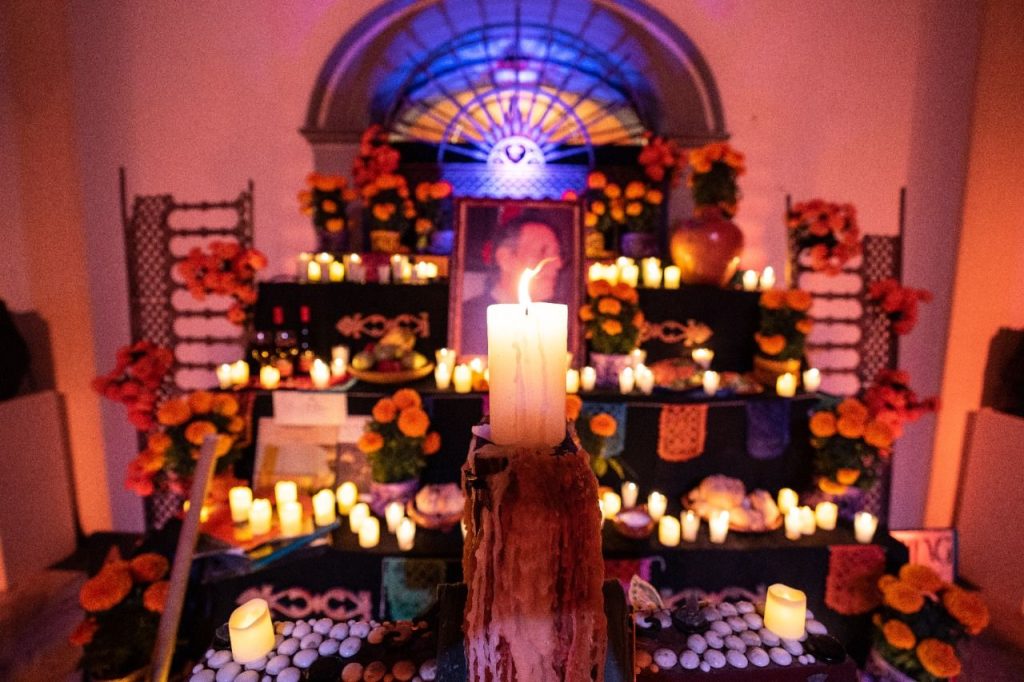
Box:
638, 132, 687, 187
93, 340, 173, 433
863, 369, 938, 438
175, 240, 266, 327
787, 200, 861, 275
866, 279, 933, 335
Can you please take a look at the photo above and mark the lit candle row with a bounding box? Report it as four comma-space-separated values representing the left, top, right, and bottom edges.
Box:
774, 368, 822, 397
588, 258, 681, 290
656, 509, 730, 546
438, 357, 488, 393
617, 364, 654, 395
216, 360, 251, 389
299, 252, 347, 283
740, 266, 776, 291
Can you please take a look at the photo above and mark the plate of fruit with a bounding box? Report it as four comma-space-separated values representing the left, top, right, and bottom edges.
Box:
348, 328, 434, 384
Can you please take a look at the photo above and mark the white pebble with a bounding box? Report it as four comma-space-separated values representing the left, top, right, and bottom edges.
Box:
724, 635, 746, 652
205, 649, 216, 660
699, 661, 711, 672
277, 667, 301, 682
806, 609, 815, 620
798, 654, 810, 665
292, 649, 318, 669
726, 650, 748, 668
653, 648, 678, 669
338, 635, 362, 658
292, 621, 312, 639
743, 613, 763, 630
193, 663, 205, 674
235, 673, 260, 682
261, 676, 271, 682
687, 633, 707, 654
681, 650, 700, 670
349, 621, 371, 638
190, 672, 215, 682
759, 628, 780, 647
806, 619, 827, 635
700, 606, 721, 622
748, 647, 770, 667
419, 659, 438, 681
782, 638, 803, 656
300, 632, 323, 650
727, 616, 747, 633
318, 638, 340, 656
280, 621, 294, 637
703, 649, 727, 669
769, 647, 792, 666
740, 630, 761, 647
207, 651, 232, 669
718, 602, 738, 617
277, 637, 300, 656
736, 601, 755, 614
313, 617, 334, 635
807, 654, 816, 663
215, 662, 241, 682
704, 630, 724, 649
329, 622, 350, 640
711, 620, 732, 636
243, 658, 266, 671
265, 654, 291, 676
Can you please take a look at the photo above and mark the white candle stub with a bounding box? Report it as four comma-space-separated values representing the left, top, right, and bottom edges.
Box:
359, 516, 381, 548
397, 517, 416, 551
777, 488, 799, 515
312, 489, 337, 526
803, 368, 822, 392
682, 510, 700, 542
659, 515, 681, 547
228, 598, 276, 663
349, 502, 370, 533
763, 583, 807, 640
784, 506, 802, 541
855, 512, 879, 544
709, 509, 730, 544
601, 491, 622, 520
815, 501, 838, 531
621, 481, 639, 509
647, 492, 668, 521
249, 498, 272, 535
336, 482, 358, 515
228, 486, 253, 524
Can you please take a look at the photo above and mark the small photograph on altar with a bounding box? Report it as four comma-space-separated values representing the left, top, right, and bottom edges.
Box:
451, 199, 582, 357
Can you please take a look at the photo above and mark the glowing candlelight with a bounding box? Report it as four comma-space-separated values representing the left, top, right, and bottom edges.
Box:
702, 370, 720, 396
385, 501, 405, 533
777, 488, 799, 515
228, 486, 253, 524
259, 365, 281, 390
635, 365, 654, 395
799, 505, 816, 535
397, 517, 416, 551
692, 348, 714, 370
708, 509, 730, 544
763, 584, 807, 640
742, 270, 759, 291
663, 265, 681, 289
815, 501, 838, 531
358, 516, 380, 548
566, 368, 580, 394
349, 502, 370, 533
306, 260, 322, 283
776, 372, 797, 397
249, 498, 272, 535
336, 482, 358, 515
785, 506, 803, 541
682, 510, 700, 542
803, 368, 822, 393
452, 364, 472, 393
647, 492, 668, 522
580, 366, 597, 392
216, 363, 233, 390
641, 258, 662, 288
621, 481, 639, 509
601, 490, 622, 520
228, 598, 275, 663
274, 480, 297, 507
434, 364, 453, 390
310, 359, 331, 389
619, 264, 639, 288
759, 266, 776, 290
312, 489, 337, 526
658, 515, 681, 547
230, 360, 249, 386
278, 501, 303, 537
619, 366, 635, 394
855, 511, 879, 544
328, 260, 345, 282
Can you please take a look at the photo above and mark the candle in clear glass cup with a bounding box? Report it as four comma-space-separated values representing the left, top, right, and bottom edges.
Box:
658, 515, 681, 546
763, 583, 807, 639
759, 266, 776, 290
580, 366, 597, 392
776, 372, 797, 397
784, 506, 803, 541
663, 265, 681, 289
230, 360, 249, 386
216, 363, 234, 390
278, 501, 303, 537
815, 501, 838, 530
434, 364, 453, 390
647, 491, 668, 521
328, 260, 345, 282
635, 365, 655, 395
620, 481, 638, 508
336, 482, 358, 515
854, 512, 878, 544
385, 501, 405, 533
566, 368, 580, 394
259, 365, 281, 390
228, 598, 276, 664
349, 502, 370, 533
692, 348, 714, 370
742, 269, 759, 291
228, 486, 253, 524
777, 488, 799, 515
702, 370, 720, 396
708, 509, 730, 543
249, 498, 272, 535
310, 359, 331, 389
682, 510, 700, 542
397, 517, 416, 551
619, 366, 635, 394
274, 480, 297, 507
601, 490, 621, 520
803, 368, 822, 393
799, 505, 816, 535
358, 516, 380, 548
312, 489, 337, 526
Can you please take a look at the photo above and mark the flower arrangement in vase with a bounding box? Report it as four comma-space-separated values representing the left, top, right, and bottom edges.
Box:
869, 563, 988, 681
619, 180, 664, 258
752, 288, 814, 384
357, 388, 440, 512
670, 142, 746, 286
411, 180, 453, 252
867, 278, 933, 335
568, 394, 627, 480
787, 199, 861, 275
175, 240, 267, 326
579, 171, 626, 257
580, 279, 644, 387
92, 341, 173, 431
298, 172, 358, 252
808, 396, 895, 494
71, 548, 170, 681
362, 173, 415, 252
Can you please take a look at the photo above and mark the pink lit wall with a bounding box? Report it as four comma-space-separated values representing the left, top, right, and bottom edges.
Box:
2, 1, 980, 530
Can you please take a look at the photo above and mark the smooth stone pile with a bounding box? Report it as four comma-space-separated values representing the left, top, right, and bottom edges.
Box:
635, 601, 831, 674
188, 617, 436, 682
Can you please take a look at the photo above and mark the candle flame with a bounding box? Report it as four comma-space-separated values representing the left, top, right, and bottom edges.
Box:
518, 258, 554, 308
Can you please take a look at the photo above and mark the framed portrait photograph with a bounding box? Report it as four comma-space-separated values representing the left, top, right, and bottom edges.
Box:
450, 199, 582, 359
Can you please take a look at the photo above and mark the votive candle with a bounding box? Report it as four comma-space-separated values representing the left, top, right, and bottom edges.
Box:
692, 348, 714, 370
759, 266, 776, 290
358, 516, 380, 548
336, 482, 358, 515
659, 515, 681, 547
785, 506, 803, 541
306, 260, 322, 283
435, 347, 457, 368
566, 368, 580, 394
434, 364, 453, 390
709, 509, 730, 544
260, 365, 281, 390
312, 489, 337, 526
776, 373, 797, 397
799, 505, 816, 535
763, 584, 807, 639
635, 365, 655, 395
815, 501, 838, 531
619, 264, 640, 288
310, 359, 331, 389
663, 266, 681, 289
230, 360, 250, 386
580, 366, 597, 392
452, 364, 472, 393
621, 481, 639, 509
349, 502, 370, 533
702, 370, 720, 396
228, 486, 253, 524
278, 501, 303, 537
619, 366, 635, 394
601, 490, 622, 520
249, 498, 272, 535
742, 270, 759, 291
216, 363, 233, 390
397, 517, 416, 551
385, 501, 405, 533
647, 491, 668, 522
854, 512, 879, 544
682, 510, 700, 542
641, 258, 662, 288
228, 598, 276, 664
274, 480, 297, 507
777, 488, 799, 515
328, 261, 345, 282
803, 368, 822, 393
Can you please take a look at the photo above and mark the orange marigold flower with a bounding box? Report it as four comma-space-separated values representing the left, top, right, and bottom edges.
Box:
878, 574, 899, 592
837, 397, 869, 422
916, 639, 962, 679
143, 580, 170, 614
604, 183, 622, 199
755, 334, 786, 356
883, 581, 925, 614
587, 280, 612, 298
69, 618, 99, 647
397, 407, 429, 438
147, 432, 172, 454
392, 388, 422, 411
819, 478, 849, 495
430, 181, 452, 200
837, 416, 865, 439
785, 289, 813, 312
579, 305, 595, 322
899, 564, 944, 594
625, 201, 643, 217
213, 434, 234, 457
130, 553, 169, 583
157, 398, 190, 426
357, 431, 384, 453
809, 411, 837, 438
760, 290, 785, 309
188, 390, 214, 414
633, 311, 645, 328
864, 420, 895, 450
942, 587, 990, 635
423, 431, 441, 456
597, 297, 622, 315
625, 181, 646, 199
227, 416, 246, 433
646, 189, 664, 205
566, 394, 583, 421
372, 398, 398, 423
211, 393, 238, 416
882, 619, 916, 650
601, 319, 623, 336
184, 420, 217, 446
79, 568, 132, 613
795, 318, 814, 335
612, 282, 639, 304
587, 171, 607, 190
590, 413, 618, 438
836, 468, 861, 485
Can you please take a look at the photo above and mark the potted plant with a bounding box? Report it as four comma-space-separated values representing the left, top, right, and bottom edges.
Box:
361, 173, 414, 253
669, 142, 746, 286
619, 180, 664, 258
411, 180, 453, 253
752, 288, 813, 385
867, 563, 989, 681
580, 279, 644, 388
787, 199, 861, 275
808, 396, 895, 495
357, 388, 441, 513
298, 172, 358, 252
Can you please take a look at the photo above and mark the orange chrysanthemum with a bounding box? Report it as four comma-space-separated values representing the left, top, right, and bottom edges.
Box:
211, 393, 239, 416
942, 587, 990, 635
227, 416, 246, 433
69, 618, 99, 646
147, 432, 172, 454
785, 289, 813, 312
836, 468, 861, 485
357, 431, 384, 453
589, 413, 618, 438
601, 319, 623, 336
755, 334, 786, 356
612, 283, 639, 304
837, 398, 869, 423
882, 619, 916, 650
213, 434, 234, 457
579, 305, 595, 322
597, 297, 622, 316
392, 388, 422, 411
566, 394, 583, 421
188, 390, 214, 414
587, 171, 607, 190
760, 290, 785, 310
587, 280, 612, 298
809, 411, 837, 438
130, 553, 169, 583
796, 319, 814, 335
883, 580, 925, 614
836, 416, 865, 439
916, 639, 962, 678
397, 407, 429, 438
157, 398, 190, 426
79, 568, 132, 613
899, 564, 944, 594
372, 398, 398, 423
423, 431, 441, 456
878, 574, 900, 592
184, 420, 217, 446
143, 580, 170, 614
864, 420, 894, 450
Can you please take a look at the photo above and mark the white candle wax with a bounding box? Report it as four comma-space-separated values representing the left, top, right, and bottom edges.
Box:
230, 360, 250, 386
763, 584, 807, 640
709, 509, 730, 544
784, 506, 803, 541
349, 502, 370, 533
692, 348, 715, 370
641, 258, 662, 288
647, 492, 668, 522
328, 261, 345, 282
619, 366, 635, 394
759, 266, 776, 290
385, 501, 405, 533
663, 265, 681, 289
601, 491, 622, 520
799, 505, 816, 535
358, 516, 380, 548
742, 270, 759, 291
815, 502, 838, 531
855, 512, 879, 544
777, 488, 799, 515
619, 264, 640, 288
776, 372, 797, 397
803, 368, 822, 393
216, 363, 234, 390
587, 262, 604, 282
615, 256, 634, 268
434, 364, 453, 390
487, 268, 567, 448
274, 480, 297, 507
702, 370, 720, 396
659, 515, 681, 547
306, 261, 322, 283
621, 481, 639, 509
260, 365, 281, 390
566, 368, 580, 394
228, 598, 276, 663
249, 498, 272, 535
682, 510, 700, 542
228, 486, 253, 524
332, 345, 349, 362
435, 347, 457, 368
278, 500, 303, 537
452, 364, 473, 393
397, 517, 416, 551
310, 359, 331, 389
580, 366, 597, 392
635, 365, 655, 395
312, 489, 337, 526
336, 482, 358, 515
376, 264, 391, 283
400, 261, 412, 282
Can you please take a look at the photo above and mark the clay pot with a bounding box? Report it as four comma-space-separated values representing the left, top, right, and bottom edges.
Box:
669, 205, 743, 286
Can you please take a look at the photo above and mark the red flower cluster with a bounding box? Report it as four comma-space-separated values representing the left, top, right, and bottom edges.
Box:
92, 340, 173, 431
352, 124, 400, 190
787, 200, 861, 275
866, 278, 933, 335
637, 133, 687, 186
863, 369, 938, 438
176, 240, 267, 326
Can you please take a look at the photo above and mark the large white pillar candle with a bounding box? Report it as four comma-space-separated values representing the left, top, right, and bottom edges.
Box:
260, 365, 281, 390
658, 515, 681, 547
230, 360, 250, 386
358, 516, 380, 548
682, 510, 700, 542
621, 481, 639, 509
249, 498, 272, 535
763, 584, 807, 639
799, 505, 817, 535
855, 512, 879, 544
278, 501, 303, 537
336, 482, 358, 515
349, 502, 370, 533
815, 501, 838, 531
803, 368, 822, 393
601, 490, 622, 520
702, 371, 720, 396
216, 363, 233, 390
663, 266, 681, 289
487, 266, 568, 448
580, 366, 597, 392
776, 373, 797, 397
566, 368, 580, 394
312, 489, 337, 526
274, 480, 297, 507
777, 488, 799, 515
397, 517, 416, 551
452, 364, 473, 393
709, 510, 730, 544
647, 492, 668, 522
784, 506, 803, 541
385, 501, 405, 533
228, 598, 276, 664
228, 486, 253, 524
310, 359, 331, 389
692, 348, 714, 370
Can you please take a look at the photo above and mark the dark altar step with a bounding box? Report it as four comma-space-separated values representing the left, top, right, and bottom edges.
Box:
435, 581, 632, 682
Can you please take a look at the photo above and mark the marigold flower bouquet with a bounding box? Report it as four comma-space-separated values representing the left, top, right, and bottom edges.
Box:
71, 548, 170, 680
579, 171, 626, 255
870, 563, 989, 681
580, 279, 644, 355
92, 340, 173, 431
637, 132, 687, 186
352, 124, 400, 191
787, 199, 861, 275
298, 172, 358, 251
686, 142, 746, 218
867, 278, 933, 335
175, 240, 267, 326
362, 173, 415, 251
752, 288, 814, 383
411, 180, 453, 251
809, 396, 895, 494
